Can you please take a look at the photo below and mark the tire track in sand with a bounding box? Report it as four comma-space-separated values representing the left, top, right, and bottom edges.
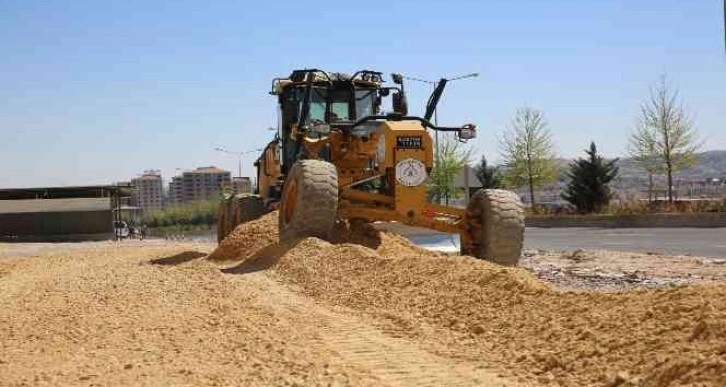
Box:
231, 271, 517, 387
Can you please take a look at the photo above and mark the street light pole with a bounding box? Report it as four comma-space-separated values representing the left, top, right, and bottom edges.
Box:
214, 147, 264, 178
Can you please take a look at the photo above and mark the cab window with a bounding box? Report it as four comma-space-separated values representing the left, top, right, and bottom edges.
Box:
330, 101, 349, 121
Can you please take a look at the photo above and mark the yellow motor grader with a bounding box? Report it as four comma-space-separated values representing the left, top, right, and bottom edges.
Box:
217, 69, 524, 265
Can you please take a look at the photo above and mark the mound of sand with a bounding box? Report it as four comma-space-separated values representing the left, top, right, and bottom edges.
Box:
213, 212, 726, 387
207, 212, 279, 261
210, 212, 425, 262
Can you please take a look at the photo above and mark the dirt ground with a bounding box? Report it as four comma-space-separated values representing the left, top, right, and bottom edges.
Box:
521, 247, 726, 291
1, 215, 726, 386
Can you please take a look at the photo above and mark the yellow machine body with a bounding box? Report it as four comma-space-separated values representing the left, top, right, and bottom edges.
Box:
326, 120, 466, 238
254, 118, 466, 233
219, 69, 524, 265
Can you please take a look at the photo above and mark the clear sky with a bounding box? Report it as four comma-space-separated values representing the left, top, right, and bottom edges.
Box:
1, 0, 724, 188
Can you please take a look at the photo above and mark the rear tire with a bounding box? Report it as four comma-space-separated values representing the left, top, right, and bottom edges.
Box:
463, 189, 525, 266
217, 199, 230, 244
216, 195, 266, 244
279, 160, 338, 241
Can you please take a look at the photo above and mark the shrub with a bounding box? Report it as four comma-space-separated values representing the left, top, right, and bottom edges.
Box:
142, 199, 220, 228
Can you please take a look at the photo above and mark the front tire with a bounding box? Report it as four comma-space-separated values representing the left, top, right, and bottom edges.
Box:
279, 160, 338, 241
462, 189, 525, 266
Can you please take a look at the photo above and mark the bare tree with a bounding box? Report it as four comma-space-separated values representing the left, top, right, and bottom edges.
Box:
631, 76, 699, 203
500, 107, 558, 207
628, 124, 663, 202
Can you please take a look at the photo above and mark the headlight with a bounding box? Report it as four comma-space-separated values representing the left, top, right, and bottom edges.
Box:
458, 124, 477, 141
308, 122, 331, 135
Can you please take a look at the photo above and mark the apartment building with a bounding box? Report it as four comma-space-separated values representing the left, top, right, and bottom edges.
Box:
130, 171, 163, 213
168, 166, 231, 204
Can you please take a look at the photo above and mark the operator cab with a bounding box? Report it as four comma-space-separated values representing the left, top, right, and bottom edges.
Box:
270, 69, 400, 174
269, 68, 475, 177
272, 70, 387, 125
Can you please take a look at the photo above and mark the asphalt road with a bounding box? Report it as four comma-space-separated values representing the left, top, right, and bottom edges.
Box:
379, 224, 726, 258
524, 227, 726, 258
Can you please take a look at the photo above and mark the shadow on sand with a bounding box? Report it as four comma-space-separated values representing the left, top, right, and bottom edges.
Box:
149, 251, 207, 266
221, 243, 290, 275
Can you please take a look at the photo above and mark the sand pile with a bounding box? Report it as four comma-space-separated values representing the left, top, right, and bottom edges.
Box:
210, 212, 425, 261
0, 243, 378, 386
217, 214, 726, 387
208, 211, 279, 261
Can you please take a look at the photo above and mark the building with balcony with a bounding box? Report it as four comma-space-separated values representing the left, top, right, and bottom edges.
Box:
168, 166, 231, 204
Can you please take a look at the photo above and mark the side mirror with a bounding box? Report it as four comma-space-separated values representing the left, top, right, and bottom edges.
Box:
391, 73, 404, 85
458, 124, 477, 141
392, 92, 408, 116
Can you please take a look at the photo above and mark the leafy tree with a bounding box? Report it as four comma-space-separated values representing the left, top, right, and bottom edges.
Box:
562, 142, 619, 213
631, 76, 700, 202
474, 155, 502, 189
500, 106, 558, 206
428, 134, 472, 205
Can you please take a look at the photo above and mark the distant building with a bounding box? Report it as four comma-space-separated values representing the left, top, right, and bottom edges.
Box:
130, 171, 163, 213
168, 175, 182, 205
168, 166, 231, 204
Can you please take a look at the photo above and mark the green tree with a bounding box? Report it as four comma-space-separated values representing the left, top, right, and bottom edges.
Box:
631, 76, 700, 202
474, 155, 502, 189
142, 199, 220, 228
500, 107, 558, 207
562, 142, 619, 213
428, 134, 472, 205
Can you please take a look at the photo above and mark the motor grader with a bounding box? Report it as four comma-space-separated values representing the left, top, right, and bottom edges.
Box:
217, 69, 525, 265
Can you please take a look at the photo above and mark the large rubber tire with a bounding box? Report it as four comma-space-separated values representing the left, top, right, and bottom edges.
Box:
463, 189, 525, 266
216, 195, 266, 244
217, 200, 229, 244
279, 160, 338, 241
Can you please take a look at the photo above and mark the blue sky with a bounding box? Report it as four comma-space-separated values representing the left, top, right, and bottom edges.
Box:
1, 0, 724, 188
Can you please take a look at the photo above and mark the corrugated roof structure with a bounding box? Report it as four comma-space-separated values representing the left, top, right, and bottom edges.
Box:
0, 198, 111, 214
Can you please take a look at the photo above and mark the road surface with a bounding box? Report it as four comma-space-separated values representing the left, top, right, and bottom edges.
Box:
377, 223, 726, 258
525, 227, 726, 258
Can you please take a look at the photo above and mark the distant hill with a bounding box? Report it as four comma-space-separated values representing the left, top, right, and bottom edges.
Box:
602, 150, 725, 195
506, 150, 726, 202
616, 150, 726, 180
470, 150, 726, 203
552, 150, 726, 179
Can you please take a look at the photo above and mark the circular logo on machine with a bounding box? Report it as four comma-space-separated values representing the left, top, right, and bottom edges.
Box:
395, 158, 427, 187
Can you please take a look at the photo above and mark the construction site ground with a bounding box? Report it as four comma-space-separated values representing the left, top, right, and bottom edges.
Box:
1, 214, 725, 386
